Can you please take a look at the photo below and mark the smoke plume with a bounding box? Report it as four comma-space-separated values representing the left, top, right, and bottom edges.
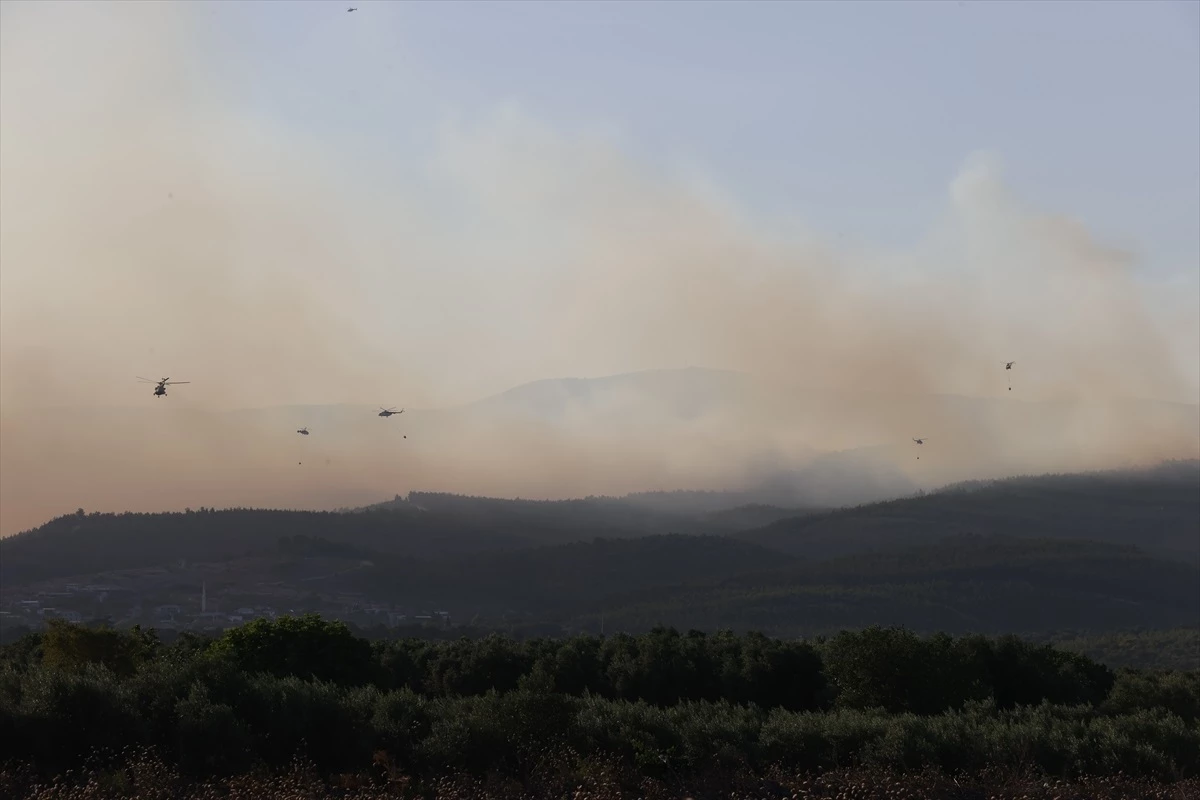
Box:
2, 2, 1197, 535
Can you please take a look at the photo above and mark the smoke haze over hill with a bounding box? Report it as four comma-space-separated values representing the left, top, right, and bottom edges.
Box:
1, 2, 1197, 535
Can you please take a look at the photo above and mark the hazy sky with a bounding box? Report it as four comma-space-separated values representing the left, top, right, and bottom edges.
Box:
227, 0, 1200, 273
2, 0, 1197, 406
2, 0, 1198, 532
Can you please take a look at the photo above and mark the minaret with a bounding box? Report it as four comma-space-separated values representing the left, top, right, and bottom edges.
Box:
202, 582, 207, 613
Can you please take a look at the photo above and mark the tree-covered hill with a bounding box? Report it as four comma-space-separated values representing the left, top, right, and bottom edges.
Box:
241, 533, 1198, 638
736, 460, 1200, 562
7, 460, 1190, 592
3, 462, 1196, 640
1, 493, 780, 587
0, 508, 535, 587
579, 535, 1200, 637
347, 533, 797, 615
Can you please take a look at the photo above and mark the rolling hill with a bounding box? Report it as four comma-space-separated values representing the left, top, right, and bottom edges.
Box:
3, 461, 1196, 646
286, 530, 1199, 635
346, 533, 798, 616
579, 534, 1200, 637
13, 528, 1188, 641
0, 503, 688, 588
0, 488, 808, 588
734, 460, 1200, 562
3, 461, 1196, 591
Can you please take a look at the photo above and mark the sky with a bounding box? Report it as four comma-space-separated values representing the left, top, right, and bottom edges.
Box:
1, 0, 1198, 532
215, 0, 1197, 398
214, 0, 1200, 273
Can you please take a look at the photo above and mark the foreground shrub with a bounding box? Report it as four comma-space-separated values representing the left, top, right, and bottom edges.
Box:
1, 622, 1197, 787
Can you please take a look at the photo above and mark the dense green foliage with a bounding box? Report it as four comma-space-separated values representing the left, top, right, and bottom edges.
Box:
2, 618, 1197, 785
39, 620, 159, 678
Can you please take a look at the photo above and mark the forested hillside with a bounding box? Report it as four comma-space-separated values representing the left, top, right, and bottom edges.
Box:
0, 500, 713, 587
0, 508, 533, 586
581, 535, 1200, 636
0, 493, 799, 587
736, 460, 1200, 561
348, 534, 796, 616
8, 530, 1188, 642
260, 532, 1195, 635
5, 462, 1196, 591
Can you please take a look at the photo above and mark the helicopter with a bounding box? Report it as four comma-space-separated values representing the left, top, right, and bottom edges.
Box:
378, 407, 403, 417
138, 377, 190, 397
912, 437, 928, 459
297, 427, 310, 435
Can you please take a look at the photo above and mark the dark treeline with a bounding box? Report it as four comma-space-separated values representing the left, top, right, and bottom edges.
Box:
0, 617, 1127, 713
8, 618, 1195, 673
2, 617, 1198, 786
